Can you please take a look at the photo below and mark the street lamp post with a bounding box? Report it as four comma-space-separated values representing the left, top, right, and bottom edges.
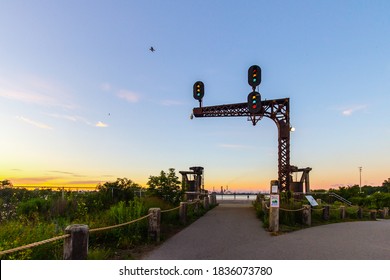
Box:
359, 167, 362, 193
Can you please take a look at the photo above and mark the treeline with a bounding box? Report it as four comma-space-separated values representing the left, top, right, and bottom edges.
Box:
312, 178, 390, 209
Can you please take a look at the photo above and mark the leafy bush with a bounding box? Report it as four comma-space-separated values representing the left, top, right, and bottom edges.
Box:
147, 168, 183, 205
0, 220, 62, 260
89, 199, 148, 249
17, 198, 51, 220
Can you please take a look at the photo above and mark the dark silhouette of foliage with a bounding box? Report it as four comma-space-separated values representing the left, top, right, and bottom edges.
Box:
97, 178, 141, 205
146, 168, 183, 205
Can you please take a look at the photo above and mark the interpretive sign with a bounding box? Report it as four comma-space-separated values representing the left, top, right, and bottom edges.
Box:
270, 180, 279, 194
305, 195, 319, 207
270, 195, 280, 208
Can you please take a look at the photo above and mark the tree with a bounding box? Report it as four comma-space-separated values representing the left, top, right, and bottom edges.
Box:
382, 178, 390, 192
1, 179, 13, 188
97, 177, 141, 204
147, 168, 182, 204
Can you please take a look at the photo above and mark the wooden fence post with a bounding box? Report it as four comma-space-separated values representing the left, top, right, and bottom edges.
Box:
261, 199, 267, 212
383, 207, 389, 218
63, 224, 89, 260
269, 206, 279, 233
322, 206, 330, 221
340, 206, 346, 220
302, 205, 311, 226
148, 208, 161, 242
179, 202, 188, 224
193, 199, 200, 215
369, 210, 377, 220
210, 193, 217, 205
203, 196, 209, 210
357, 207, 363, 219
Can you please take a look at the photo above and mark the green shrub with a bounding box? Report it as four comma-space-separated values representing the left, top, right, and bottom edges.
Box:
87, 247, 113, 260
0, 220, 62, 260
346, 206, 360, 219
17, 198, 51, 220
89, 199, 148, 249
253, 201, 269, 228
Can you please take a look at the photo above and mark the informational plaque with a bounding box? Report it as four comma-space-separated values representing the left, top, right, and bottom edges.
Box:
270, 194, 280, 208
270, 180, 279, 194
305, 195, 319, 207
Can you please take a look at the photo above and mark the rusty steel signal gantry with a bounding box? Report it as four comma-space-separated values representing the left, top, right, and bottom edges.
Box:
192, 66, 291, 192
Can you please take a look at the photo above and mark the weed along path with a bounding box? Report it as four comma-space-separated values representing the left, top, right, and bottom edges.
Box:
142, 202, 390, 260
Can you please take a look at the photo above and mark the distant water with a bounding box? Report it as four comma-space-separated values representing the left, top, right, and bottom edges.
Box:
215, 194, 257, 201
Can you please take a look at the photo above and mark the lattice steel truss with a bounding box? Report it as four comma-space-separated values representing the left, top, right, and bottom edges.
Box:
193, 98, 291, 192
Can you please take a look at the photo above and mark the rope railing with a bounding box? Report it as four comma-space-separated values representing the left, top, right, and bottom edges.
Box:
161, 205, 181, 213
262, 203, 381, 216
279, 207, 305, 212
0, 234, 70, 256
259, 198, 390, 234
89, 213, 152, 233
312, 207, 326, 211
261, 200, 387, 218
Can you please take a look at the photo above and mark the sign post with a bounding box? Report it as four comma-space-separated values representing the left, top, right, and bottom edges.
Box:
269, 180, 279, 232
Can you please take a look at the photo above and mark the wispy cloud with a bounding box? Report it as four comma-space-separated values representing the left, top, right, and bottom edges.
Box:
46, 113, 93, 126
341, 105, 367, 116
96, 121, 108, 128
0, 75, 75, 109
10, 176, 59, 184
117, 89, 140, 103
48, 170, 85, 177
99, 82, 141, 104
100, 82, 112, 91
16, 116, 52, 130
46, 113, 108, 129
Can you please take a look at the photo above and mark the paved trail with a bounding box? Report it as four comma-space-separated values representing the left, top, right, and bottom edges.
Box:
143, 202, 390, 260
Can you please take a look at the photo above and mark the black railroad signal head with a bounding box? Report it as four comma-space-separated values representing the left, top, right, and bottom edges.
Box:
248, 65, 261, 88
193, 81, 204, 101
247, 91, 262, 114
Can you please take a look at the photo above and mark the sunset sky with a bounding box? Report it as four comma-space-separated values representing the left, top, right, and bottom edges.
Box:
1, 1, 389, 192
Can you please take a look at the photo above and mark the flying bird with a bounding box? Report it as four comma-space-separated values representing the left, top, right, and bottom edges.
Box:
149, 46, 155, 52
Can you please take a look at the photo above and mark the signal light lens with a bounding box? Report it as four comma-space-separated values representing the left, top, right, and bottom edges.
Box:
248, 65, 261, 88
247, 91, 261, 114
193, 81, 204, 101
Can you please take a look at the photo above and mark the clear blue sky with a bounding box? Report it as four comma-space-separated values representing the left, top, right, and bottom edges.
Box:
1, 0, 389, 192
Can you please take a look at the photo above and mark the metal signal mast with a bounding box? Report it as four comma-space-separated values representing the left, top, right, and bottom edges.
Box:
192, 65, 292, 192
